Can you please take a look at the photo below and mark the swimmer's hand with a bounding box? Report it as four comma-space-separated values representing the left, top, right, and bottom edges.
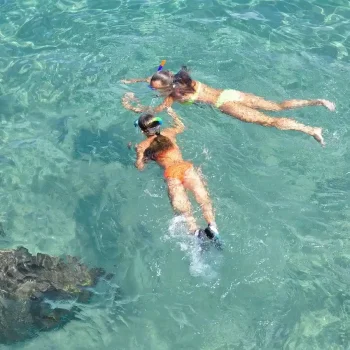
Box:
316, 99, 335, 111
122, 92, 141, 105
122, 92, 144, 113
135, 160, 144, 170
120, 78, 149, 84
166, 107, 185, 134
123, 92, 137, 101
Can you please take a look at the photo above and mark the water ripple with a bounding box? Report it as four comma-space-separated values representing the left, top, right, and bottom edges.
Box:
0, 0, 349, 348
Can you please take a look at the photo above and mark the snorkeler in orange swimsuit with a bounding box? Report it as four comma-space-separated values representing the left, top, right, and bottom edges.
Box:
134, 108, 220, 245
122, 65, 336, 146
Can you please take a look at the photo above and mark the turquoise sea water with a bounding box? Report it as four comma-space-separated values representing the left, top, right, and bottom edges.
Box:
1, 0, 350, 348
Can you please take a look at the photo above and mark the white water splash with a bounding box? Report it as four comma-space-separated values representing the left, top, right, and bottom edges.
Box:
164, 216, 218, 279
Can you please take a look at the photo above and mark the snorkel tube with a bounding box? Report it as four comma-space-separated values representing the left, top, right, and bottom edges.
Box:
149, 60, 167, 90
157, 59, 166, 71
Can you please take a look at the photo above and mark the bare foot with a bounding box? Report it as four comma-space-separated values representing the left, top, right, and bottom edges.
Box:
318, 99, 336, 111
312, 127, 325, 146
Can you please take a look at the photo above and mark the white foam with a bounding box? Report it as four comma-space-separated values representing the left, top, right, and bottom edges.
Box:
43, 298, 77, 310
165, 216, 218, 280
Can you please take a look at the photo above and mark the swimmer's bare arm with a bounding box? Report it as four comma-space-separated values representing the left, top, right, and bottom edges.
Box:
135, 150, 145, 170
122, 92, 145, 113
135, 138, 153, 170
153, 96, 174, 113
122, 93, 173, 114
163, 107, 185, 136
120, 77, 151, 84
135, 143, 146, 170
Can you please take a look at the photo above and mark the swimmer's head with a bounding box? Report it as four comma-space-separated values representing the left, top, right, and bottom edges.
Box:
134, 113, 163, 136
171, 66, 195, 99
149, 70, 174, 95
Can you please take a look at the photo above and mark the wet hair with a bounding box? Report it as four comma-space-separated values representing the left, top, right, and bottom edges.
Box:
138, 114, 174, 161
144, 134, 173, 161
150, 70, 173, 87
171, 66, 196, 99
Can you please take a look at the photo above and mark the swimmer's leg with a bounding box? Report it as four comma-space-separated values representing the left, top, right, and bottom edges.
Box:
236, 92, 336, 112
184, 168, 221, 246
183, 168, 215, 227
166, 178, 198, 233
220, 102, 325, 146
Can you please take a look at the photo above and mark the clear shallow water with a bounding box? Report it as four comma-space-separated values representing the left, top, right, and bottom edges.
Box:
0, 0, 350, 348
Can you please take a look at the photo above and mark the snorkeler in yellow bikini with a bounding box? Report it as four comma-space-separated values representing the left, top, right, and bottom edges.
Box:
122, 63, 335, 146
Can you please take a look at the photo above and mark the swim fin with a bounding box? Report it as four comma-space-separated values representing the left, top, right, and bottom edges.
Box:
204, 225, 223, 250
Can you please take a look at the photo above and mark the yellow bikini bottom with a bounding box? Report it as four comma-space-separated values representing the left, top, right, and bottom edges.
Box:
215, 89, 242, 108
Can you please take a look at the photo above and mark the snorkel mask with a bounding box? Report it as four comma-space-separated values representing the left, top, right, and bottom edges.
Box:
148, 60, 166, 90
134, 116, 163, 135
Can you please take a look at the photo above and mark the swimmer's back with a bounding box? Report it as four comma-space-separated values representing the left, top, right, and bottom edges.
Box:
179, 81, 222, 105
144, 132, 185, 169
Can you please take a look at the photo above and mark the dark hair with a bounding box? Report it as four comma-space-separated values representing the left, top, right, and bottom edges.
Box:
137, 113, 161, 132
138, 114, 173, 161
171, 66, 195, 98
150, 70, 173, 87
144, 134, 173, 161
